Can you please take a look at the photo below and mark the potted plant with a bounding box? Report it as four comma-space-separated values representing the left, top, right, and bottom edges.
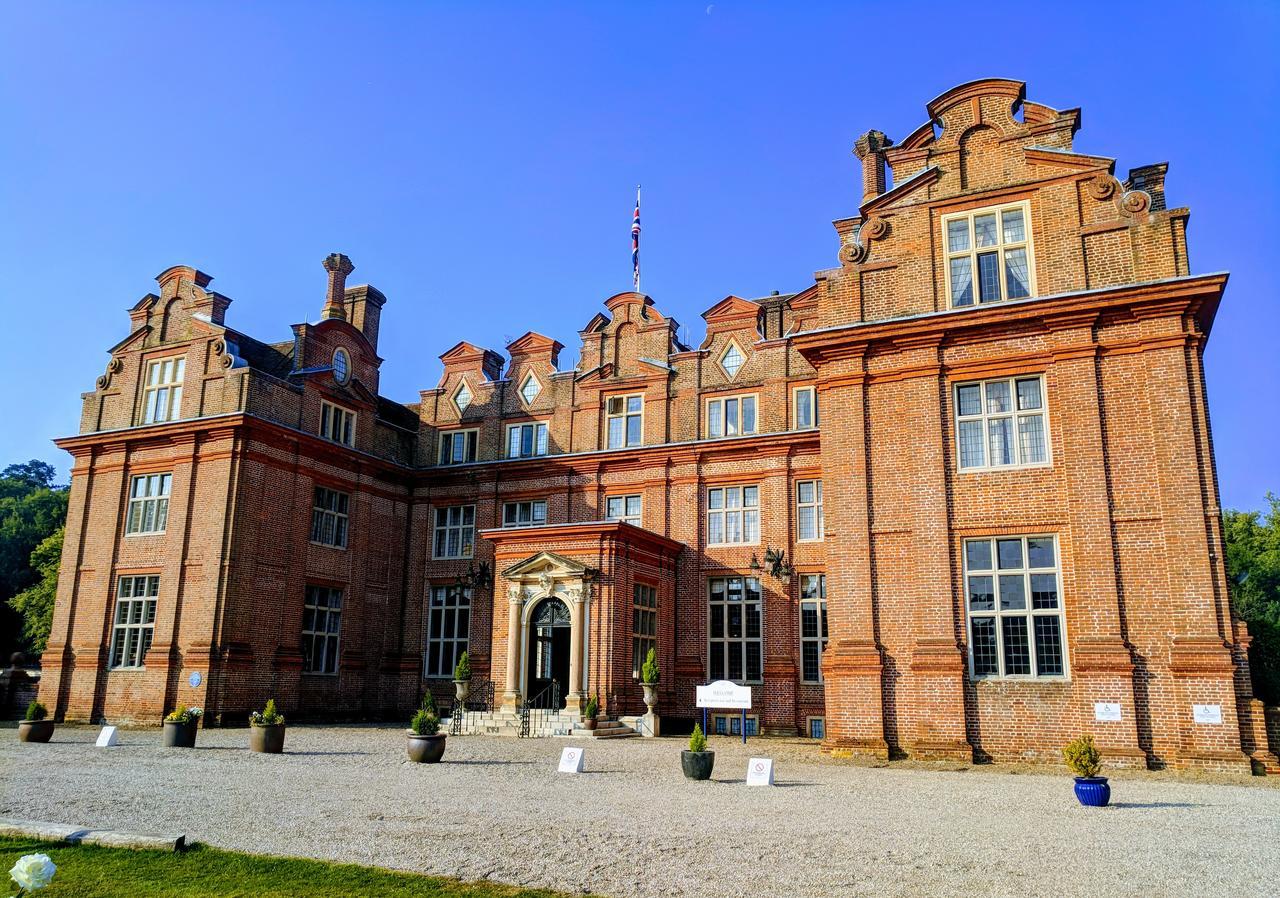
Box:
453, 651, 472, 703
17, 701, 54, 744
406, 700, 446, 763
163, 705, 203, 748
640, 647, 659, 714
1063, 733, 1110, 807
249, 698, 286, 754
682, 722, 714, 780
582, 693, 599, 731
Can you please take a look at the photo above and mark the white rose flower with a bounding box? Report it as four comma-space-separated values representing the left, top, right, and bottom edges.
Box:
9, 853, 56, 892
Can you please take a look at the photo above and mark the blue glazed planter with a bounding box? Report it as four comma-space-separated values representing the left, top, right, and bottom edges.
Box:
1073, 776, 1111, 807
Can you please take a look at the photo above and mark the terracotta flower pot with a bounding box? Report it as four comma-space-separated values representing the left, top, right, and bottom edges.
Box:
582, 718, 597, 731
406, 732, 447, 763
17, 720, 55, 743
163, 719, 198, 748
250, 723, 286, 754
681, 750, 715, 780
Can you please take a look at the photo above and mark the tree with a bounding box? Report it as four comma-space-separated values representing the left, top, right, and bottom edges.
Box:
0, 460, 69, 658
10, 527, 63, 655
1223, 493, 1280, 704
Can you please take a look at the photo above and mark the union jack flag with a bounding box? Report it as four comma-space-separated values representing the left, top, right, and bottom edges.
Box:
631, 186, 641, 291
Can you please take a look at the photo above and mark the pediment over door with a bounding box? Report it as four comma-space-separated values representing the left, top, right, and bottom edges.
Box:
501, 551, 592, 581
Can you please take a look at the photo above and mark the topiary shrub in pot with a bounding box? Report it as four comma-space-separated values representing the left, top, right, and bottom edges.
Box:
682, 722, 715, 780
163, 705, 203, 748
453, 651, 472, 703
1063, 733, 1110, 807
582, 693, 599, 731
17, 701, 54, 744
249, 698, 286, 754
406, 699, 446, 763
640, 647, 659, 714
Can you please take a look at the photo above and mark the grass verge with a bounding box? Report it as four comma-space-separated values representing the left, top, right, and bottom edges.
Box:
0, 836, 575, 897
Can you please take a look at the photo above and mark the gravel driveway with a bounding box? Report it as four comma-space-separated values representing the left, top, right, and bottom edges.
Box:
2, 725, 1277, 897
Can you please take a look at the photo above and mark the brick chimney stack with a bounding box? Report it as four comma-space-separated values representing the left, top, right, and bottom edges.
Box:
321, 253, 355, 321
853, 130, 893, 205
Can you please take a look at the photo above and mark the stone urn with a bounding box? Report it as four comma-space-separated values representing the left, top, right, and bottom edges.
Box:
163, 719, 198, 749
642, 682, 658, 714
17, 720, 54, 743
406, 732, 447, 763
454, 678, 471, 704
250, 722, 286, 754
681, 750, 715, 781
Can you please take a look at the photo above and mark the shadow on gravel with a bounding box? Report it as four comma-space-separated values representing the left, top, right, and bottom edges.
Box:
1110, 801, 1207, 809
445, 760, 536, 766
284, 751, 371, 757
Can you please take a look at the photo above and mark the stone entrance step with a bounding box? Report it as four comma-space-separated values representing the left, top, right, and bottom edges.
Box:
570, 718, 639, 739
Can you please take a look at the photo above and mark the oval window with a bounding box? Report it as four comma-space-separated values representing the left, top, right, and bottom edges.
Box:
332, 348, 351, 385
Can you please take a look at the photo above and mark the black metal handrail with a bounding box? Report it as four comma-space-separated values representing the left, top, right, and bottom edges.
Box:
448, 679, 495, 735
518, 680, 561, 738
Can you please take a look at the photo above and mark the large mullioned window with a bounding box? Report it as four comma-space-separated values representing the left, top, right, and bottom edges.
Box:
800, 574, 828, 684
943, 202, 1034, 307
302, 585, 343, 675
606, 495, 642, 527
707, 485, 759, 546
606, 395, 644, 449
125, 473, 171, 535
142, 357, 185, 424
964, 535, 1066, 679
706, 394, 757, 439
310, 486, 349, 548
425, 585, 470, 678
109, 575, 159, 669
955, 375, 1048, 471
433, 505, 475, 558
632, 583, 657, 679
320, 401, 355, 446
438, 429, 478, 465
502, 499, 547, 528
708, 576, 763, 683
796, 480, 823, 542
506, 422, 548, 458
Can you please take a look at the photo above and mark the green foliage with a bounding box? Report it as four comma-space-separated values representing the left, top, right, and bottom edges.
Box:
165, 705, 203, 725
641, 647, 659, 684
1062, 733, 1103, 778
411, 708, 441, 736
453, 651, 471, 681
24, 700, 47, 721
0, 835, 573, 897
583, 693, 599, 719
1224, 494, 1280, 703
10, 526, 63, 655
420, 691, 438, 716
688, 722, 708, 753
250, 698, 285, 726
0, 460, 69, 658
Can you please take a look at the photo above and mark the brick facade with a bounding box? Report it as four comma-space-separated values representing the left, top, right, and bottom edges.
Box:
39, 79, 1275, 772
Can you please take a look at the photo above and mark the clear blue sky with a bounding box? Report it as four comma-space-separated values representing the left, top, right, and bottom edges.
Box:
2, 2, 1276, 511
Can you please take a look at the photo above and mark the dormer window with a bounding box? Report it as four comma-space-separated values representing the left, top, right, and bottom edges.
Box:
319, 400, 355, 447
606, 394, 644, 449
453, 381, 473, 414
519, 372, 542, 406
142, 356, 185, 424
719, 341, 746, 380
943, 202, 1034, 308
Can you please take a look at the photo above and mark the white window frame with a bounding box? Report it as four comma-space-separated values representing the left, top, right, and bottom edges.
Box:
942, 200, 1036, 308
125, 473, 171, 536
424, 584, 471, 678
963, 534, 1068, 680
141, 355, 185, 424
438, 428, 479, 465
799, 573, 828, 684
605, 494, 643, 527
109, 574, 159, 669
309, 486, 350, 549
518, 372, 542, 406
432, 505, 476, 559
706, 485, 759, 546
319, 400, 356, 447
707, 576, 763, 684
631, 582, 657, 679
502, 499, 548, 528
718, 339, 748, 380
705, 393, 758, 439
605, 394, 644, 449
302, 584, 343, 675
506, 421, 549, 458
954, 375, 1051, 472
452, 379, 474, 414
793, 385, 818, 430
795, 480, 824, 543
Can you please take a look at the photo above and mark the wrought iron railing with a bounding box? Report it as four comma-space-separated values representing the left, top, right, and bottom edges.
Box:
447, 679, 495, 735
518, 680, 561, 738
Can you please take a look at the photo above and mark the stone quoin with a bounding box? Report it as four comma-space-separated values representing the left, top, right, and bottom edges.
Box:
38, 79, 1277, 772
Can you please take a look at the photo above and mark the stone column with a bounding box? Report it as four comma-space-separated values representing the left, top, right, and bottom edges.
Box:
565, 584, 586, 715
500, 583, 523, 712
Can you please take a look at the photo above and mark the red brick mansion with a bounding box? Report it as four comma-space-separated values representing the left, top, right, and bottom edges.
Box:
40, 79, 1276, 771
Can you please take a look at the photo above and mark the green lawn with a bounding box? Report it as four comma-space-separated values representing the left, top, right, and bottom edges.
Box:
0, 836, 576, 898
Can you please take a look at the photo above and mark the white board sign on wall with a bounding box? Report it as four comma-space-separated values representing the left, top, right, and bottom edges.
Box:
1192, 704, 1223, 725
1094, 702, 1122, 722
